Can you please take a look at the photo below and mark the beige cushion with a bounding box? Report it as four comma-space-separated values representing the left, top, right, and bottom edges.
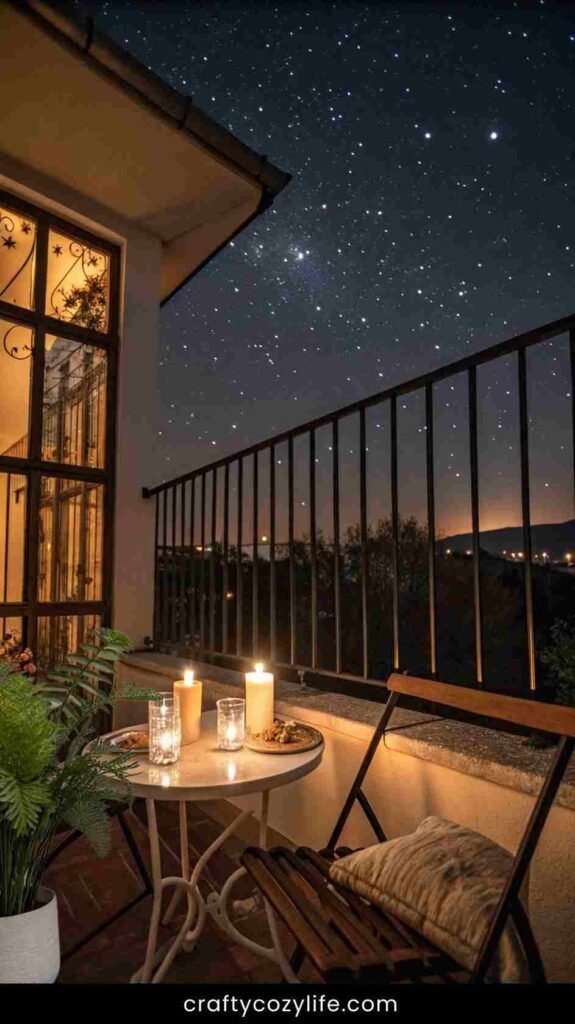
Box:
329, 816, 530, 982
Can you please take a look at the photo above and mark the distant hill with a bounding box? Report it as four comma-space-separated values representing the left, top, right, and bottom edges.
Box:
441, 519, 575, 561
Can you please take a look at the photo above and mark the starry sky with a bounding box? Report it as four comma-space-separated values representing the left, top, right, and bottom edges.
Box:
78, 0, 574, 537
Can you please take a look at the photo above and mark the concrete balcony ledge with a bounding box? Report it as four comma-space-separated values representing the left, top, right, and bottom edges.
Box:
118, 651, 575, 813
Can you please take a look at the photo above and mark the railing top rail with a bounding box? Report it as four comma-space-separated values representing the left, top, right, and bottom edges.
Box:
144, 311, 575, 496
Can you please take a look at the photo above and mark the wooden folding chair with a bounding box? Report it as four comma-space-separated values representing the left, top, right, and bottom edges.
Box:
241, 674, 575, 983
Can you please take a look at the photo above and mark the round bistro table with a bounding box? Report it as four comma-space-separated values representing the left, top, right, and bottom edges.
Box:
100, 710, 323, 984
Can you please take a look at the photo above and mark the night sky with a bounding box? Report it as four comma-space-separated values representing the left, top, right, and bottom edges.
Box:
78, 1, 574, 537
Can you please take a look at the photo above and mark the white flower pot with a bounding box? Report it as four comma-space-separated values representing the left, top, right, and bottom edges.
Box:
0, 887, 60, 984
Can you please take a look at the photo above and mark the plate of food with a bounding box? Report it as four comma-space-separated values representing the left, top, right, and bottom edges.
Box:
108, 729, 149, 754
244, 718, 323, 754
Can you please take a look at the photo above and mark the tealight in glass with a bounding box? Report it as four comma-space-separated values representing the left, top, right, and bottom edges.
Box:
149, 694, 181, 765
217, 697, 245, 751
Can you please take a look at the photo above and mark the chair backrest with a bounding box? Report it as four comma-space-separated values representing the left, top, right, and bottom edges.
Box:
387, 673, 575, 738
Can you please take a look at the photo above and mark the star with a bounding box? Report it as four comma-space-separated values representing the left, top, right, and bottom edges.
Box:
2, 235, 16, 249
20, 221, 32, 234
52, 244, 63, 256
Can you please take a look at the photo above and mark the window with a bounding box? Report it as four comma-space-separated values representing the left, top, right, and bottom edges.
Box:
0, 188, 119, 671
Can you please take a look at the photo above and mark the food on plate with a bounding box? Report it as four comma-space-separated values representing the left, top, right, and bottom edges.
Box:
113, 730, 148, 751
259, 719, 302, 744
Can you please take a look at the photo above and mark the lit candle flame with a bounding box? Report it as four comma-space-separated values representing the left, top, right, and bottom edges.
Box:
255, 662, 264, 674
159, 730, 175, 751
226, 723, 237, 743
184, 668, 194, 687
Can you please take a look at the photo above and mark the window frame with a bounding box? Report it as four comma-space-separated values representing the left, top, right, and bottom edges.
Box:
0, 186, 120, 658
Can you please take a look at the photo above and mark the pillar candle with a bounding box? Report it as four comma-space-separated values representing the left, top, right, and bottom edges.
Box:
173, 669, 202, 745
245, 663, 274, 737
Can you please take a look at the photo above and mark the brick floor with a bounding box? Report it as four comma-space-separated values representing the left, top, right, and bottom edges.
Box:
45, 799, 317, 984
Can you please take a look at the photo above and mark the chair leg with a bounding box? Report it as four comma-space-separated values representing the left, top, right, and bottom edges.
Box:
290, 943, 306, 976
46, 829, 83, 868
511, 901, 546, 984
117, 809, 153, 892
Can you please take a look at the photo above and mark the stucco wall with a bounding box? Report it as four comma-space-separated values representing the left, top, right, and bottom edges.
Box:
0, 156, 161, 645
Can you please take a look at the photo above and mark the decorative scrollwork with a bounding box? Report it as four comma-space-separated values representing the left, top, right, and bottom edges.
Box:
0, 210, 36, 307
49, 239, 108, 331
2, 321, 33, 360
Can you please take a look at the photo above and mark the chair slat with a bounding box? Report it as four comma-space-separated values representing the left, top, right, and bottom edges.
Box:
275, 848, 390, 961
241, 850, 353, 979
388, 673, 575, 737
297, 847, 414, 949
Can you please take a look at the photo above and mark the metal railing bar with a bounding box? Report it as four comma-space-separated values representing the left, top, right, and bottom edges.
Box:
359, 408, 369, 678
288, 435, 296, 666
145, 313, 575, 496
391, 396, 400, 672
222, 463, 229, 654
269, 445, 276, 663
468, 366, 484, 687
252, 450, 259, 656
309, 428, 318, 670
425, 383, 437, 679
209, 467, 217, 650
236, 457, 243, 657
180, 482, 186, 646
153, 492, 159, 645
199, 473, 206, 654
570, 328, 575, 516
170, 485, 177, 644
188, 478, 196, 646
333, 419, 342, 675
161, 488, 168, 645
518, 348, 536, 692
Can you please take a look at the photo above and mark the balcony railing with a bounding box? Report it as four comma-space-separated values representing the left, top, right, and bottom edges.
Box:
144, 313, 575, 699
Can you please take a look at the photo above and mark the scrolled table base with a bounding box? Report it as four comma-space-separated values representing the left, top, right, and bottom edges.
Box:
132, 792, 297, 984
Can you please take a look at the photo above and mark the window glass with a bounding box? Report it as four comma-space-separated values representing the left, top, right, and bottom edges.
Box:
0, 204, 36, 309
46, 228, 110, 333
0, 318, 33, 457
37, 614, 101, 671
42, 336, 106, 467
0, 473, 27, 603
39, 477, 103, 602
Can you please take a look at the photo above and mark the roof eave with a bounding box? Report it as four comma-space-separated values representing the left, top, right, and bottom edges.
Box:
14, 0, 291, 202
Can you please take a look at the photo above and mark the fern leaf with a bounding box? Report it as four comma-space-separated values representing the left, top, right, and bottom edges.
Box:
0, 769, 52, 836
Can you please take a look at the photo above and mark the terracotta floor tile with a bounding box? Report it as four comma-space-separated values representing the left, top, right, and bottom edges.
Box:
49, 801, 296, 985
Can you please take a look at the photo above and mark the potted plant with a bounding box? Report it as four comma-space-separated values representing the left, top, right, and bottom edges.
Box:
0, 628, 157, 983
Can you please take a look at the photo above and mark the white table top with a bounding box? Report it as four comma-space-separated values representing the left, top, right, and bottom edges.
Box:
98, 710, 324, 801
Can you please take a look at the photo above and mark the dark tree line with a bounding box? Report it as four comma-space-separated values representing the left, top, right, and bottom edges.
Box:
158, 516, 575, 694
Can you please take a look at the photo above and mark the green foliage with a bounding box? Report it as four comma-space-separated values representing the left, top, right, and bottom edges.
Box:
541, 619, 575, 707
59, 271, 107, 331
0, 628, 154, 917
